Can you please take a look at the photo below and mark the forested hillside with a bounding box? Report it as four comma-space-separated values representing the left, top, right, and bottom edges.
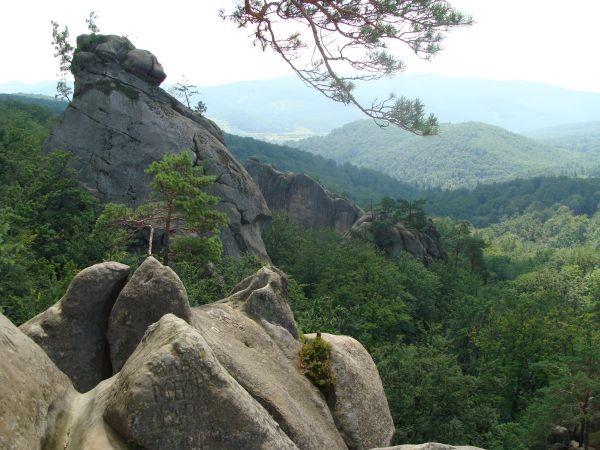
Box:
293, 120, 594, 189
224, 133, 421, 205
525, 122, 600, 174
425, 176, 600, 227
2, 99, 598, 449
263, 206, 600, 450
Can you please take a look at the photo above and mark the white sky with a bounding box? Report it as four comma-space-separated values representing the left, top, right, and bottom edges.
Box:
2, 0, 600, 92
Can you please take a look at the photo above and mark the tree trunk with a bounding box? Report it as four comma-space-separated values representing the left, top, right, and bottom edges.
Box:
163, 203, 173, 266
147, 225, 154, 257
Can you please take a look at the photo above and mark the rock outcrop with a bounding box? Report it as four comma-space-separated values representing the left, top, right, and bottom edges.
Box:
305, 333, 395, 450
2, 258, 397, 449
351, 213, 446, 261
19, 261, 130, 392
43, 34, 271, 259
0, 314, 74, 450
104, 314, 299, 450
245, 158, 361, 233
107, 256, 191, 373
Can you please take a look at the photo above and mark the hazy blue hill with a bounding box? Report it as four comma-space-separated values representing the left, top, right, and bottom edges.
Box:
292, 120, 590, 189
5, 74, 600, 138
524, 122, 600, 163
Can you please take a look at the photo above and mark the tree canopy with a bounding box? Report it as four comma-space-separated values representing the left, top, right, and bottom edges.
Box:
222, 0, 472, 134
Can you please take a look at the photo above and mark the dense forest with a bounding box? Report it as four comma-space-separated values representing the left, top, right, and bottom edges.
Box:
1, 99, 599, 449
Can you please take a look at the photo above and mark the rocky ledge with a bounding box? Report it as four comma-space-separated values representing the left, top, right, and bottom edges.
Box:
245, 158, 361, 234
43, 34, 271, 259
3, 257, 397, 449
351, 213, 447, 262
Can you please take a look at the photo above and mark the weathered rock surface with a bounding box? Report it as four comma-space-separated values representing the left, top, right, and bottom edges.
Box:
372, 444, 484, 450
245, 158, 361, 233
305, 333, 395, 450
19, 261, 130, 392
351, 213, 446, 261
1, 258, 487, 449
226, 265, 299, 338
104, 314, 299, 450
44, 34, 271, 259
0, 313, 74, 450
192, 267, 348, 450
107, 256, 191, 373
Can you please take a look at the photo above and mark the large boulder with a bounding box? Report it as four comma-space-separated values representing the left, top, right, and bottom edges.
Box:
0, 313, 75, 449
44, 34, 271, 259
104, 314, 299, 450
192, 269, 348, 450
2, 261, 408, 449
245, 159, 361, 233
304, 333, 395, 450
19, 261, 130, 392
107, 256, 192, 373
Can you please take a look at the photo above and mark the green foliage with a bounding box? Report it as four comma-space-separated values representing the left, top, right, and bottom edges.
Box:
425, 175, 600, 227
97, 151, 228, 266
299, 335, 335, 391
375, 338, 498, 447
293, 120, 592, 190
224, 132, 420, 207
0, 100, 112, 324
173, 254, 264, 307
264, 213, 413, 347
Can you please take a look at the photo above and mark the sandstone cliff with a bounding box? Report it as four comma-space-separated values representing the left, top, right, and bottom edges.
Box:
7, 258, 396, 449
245, 158, 361, 233
43, 34, 271, 259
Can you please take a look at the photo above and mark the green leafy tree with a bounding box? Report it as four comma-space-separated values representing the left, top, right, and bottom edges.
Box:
97, 151, 227, 266
222, 0, 472, 133
396, 198, 428, 230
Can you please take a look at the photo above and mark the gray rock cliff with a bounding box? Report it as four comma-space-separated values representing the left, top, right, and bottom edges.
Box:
1, 258, 398, 449
43, 34, 271, 259
245, 158, 361, 233
351, 213, 446, 261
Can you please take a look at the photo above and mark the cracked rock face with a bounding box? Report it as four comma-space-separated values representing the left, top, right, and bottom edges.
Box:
43, 34, 271, 259
350, 213, 447, 261
245, 159, 361, 234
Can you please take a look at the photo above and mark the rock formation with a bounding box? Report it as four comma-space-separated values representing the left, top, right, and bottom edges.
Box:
0, 314, 74, 450
351, 213, 446, 261
2, 258, 398, 449
43, 34, 271, 259
245, 158, 361, 233
304, 333, 395, 450
19, 261, 130, 392
107, 256, 191, 373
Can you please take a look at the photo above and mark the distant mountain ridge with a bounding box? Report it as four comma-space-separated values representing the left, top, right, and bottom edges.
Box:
524, 121, 600, 159
291, 120, 596, 189
4, 74, 600, 139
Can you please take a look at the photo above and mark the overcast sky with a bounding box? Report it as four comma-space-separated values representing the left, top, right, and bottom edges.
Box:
2, 0, 599, 92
